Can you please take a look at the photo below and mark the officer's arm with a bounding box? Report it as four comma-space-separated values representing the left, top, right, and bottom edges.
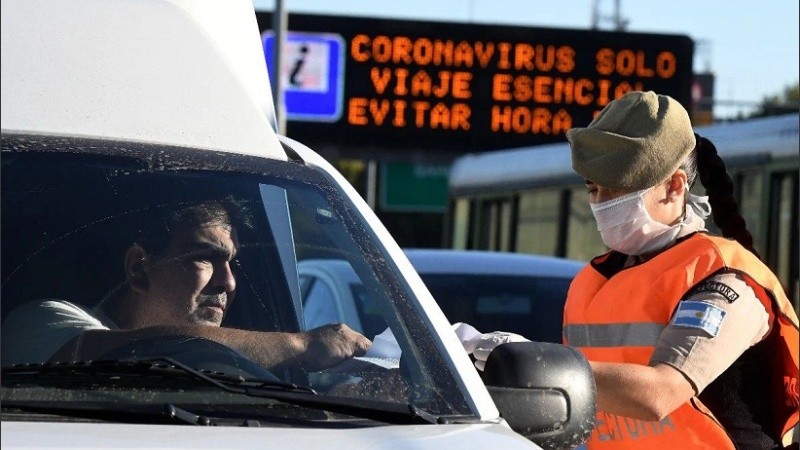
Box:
592, 273, 769, 421
590, 361, 693, 421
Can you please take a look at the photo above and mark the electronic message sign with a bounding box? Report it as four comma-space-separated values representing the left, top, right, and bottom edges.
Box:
256, 13, 693, 154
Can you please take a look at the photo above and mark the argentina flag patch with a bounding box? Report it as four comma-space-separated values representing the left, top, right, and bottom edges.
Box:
671, 301, 726, 337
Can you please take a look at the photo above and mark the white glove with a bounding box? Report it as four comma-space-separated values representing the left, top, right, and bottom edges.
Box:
452, 322, 483, 354
473, 331, 530, 371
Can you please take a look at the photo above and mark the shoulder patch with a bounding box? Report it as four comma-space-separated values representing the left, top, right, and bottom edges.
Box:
689, 280, 740, 303
671, 301, 727, 337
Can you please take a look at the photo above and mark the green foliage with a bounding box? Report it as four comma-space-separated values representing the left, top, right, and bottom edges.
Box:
753, 81, 800, 117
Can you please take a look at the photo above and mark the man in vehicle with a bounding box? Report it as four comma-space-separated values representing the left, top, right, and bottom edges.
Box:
1, 196, 372, 372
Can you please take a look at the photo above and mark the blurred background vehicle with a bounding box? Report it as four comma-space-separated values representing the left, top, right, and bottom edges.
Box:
446, 113, 799, 312
300, 249, 585, 343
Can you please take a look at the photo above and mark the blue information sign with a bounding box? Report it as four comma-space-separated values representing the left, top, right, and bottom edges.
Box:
263, 32, 345, 122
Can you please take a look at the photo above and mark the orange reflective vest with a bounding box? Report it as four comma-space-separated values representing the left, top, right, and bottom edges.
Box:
563, 233, 799, 449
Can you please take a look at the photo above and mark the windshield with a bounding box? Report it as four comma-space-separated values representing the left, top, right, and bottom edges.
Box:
0, 134, 472, 424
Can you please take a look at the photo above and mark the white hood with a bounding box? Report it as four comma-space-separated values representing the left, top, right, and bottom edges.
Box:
1, 422, 541, 450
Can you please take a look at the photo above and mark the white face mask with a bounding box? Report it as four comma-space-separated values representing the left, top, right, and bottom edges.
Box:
590, 186, 711, 255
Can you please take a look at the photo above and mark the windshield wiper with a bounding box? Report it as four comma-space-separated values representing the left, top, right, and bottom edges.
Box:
2, 358, 314, 393
2, 358, 439, 425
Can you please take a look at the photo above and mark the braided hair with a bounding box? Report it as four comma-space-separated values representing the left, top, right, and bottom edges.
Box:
681, 133, 761, 259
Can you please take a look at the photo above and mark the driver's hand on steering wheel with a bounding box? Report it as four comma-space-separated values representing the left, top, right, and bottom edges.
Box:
300, 323, 371, 371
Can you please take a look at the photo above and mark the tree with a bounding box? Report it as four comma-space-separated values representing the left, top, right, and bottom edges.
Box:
752, 82, 800, 117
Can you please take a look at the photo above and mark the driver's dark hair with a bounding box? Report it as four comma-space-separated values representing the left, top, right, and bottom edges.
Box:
134, 195, 254, 256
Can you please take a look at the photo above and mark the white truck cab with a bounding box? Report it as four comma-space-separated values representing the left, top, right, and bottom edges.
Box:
0, 1, 594, 449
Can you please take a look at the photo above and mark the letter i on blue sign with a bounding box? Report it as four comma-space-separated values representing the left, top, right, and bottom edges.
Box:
262, 32, 345, 122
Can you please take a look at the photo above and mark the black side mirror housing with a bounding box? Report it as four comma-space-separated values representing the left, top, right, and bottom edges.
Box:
482, 341, 596, 450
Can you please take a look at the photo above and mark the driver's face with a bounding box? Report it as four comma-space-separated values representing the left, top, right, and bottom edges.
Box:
141, 219, 239, 327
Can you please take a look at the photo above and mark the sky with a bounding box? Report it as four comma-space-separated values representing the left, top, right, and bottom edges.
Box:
252, 0, 799, 119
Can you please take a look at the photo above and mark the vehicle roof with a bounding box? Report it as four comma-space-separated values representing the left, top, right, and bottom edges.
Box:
300, 250, 584, 279
0, 0, 284, 160
298, 259, 362, 284
403, 249, 585, 277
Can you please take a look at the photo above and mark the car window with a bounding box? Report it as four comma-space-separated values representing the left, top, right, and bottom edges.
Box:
419, 274, 573, 344
0, 135, 472, 419
350, 283, 389, 339
302, 277, 341, 329
298, 262, 389, 340
475, 295, 532, 315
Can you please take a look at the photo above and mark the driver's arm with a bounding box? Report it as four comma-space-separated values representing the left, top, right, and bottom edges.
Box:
50, 323, 371, 372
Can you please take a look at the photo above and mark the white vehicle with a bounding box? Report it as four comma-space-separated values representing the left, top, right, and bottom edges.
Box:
300, 249, 585, 344
0, 1, 594, 449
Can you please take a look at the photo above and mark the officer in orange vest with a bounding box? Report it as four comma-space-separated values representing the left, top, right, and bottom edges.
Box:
471, 91, 799, 449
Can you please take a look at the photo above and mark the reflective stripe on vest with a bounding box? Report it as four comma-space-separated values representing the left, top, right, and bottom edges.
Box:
563, 323, 664, 348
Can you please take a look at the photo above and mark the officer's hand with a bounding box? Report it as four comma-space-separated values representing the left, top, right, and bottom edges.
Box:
301, 323, 372, 371
473, 331, 530, 371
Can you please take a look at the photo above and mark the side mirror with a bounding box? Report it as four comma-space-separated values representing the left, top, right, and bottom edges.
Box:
482, 341, 595, 450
